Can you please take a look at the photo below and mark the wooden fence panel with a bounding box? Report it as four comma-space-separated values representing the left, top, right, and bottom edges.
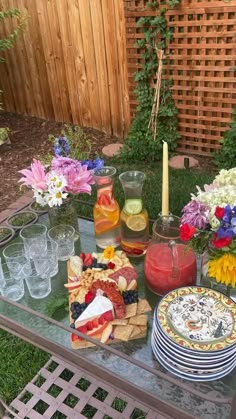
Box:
0, 0, 129, 136
124, 0, 236, 156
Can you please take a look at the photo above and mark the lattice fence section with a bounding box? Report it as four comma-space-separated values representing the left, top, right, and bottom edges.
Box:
124, 0, 236, 156
6, 356, 167, 419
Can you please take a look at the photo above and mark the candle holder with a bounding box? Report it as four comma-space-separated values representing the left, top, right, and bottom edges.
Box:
144, 215, 197, 295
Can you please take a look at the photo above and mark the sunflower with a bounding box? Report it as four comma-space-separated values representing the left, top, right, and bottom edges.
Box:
208, 254, 236, 287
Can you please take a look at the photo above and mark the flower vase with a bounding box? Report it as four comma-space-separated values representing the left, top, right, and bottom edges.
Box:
48, 198, 79, 235
201, 251, 236, 302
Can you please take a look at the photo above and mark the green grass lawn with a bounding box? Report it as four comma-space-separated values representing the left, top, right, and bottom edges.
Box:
0, 161, 215, 409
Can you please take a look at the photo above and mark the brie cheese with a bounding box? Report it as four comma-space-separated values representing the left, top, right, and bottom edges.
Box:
75, 295, 113, 328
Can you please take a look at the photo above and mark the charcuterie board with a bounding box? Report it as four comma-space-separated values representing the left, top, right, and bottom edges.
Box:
65, 247, 152, 349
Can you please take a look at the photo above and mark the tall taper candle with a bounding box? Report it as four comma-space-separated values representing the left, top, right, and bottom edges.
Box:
162, 141, 169, 216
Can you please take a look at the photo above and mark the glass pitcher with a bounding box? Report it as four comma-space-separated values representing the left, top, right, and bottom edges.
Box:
93, 166, 121, 249
119, 171, 149, 257
144, 215, 197, 295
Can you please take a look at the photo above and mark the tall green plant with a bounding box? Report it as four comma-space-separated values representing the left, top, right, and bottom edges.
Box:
214, 108, 236, 170
120, 0, 180, 162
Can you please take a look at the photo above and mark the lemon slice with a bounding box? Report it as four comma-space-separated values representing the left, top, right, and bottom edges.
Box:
124, 199, 142, 215
126, 214, 147, 231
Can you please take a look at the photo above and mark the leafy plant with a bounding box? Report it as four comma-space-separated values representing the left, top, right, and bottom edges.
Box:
120, 1, 180, 162
0, 8, 26, 62
214, 108, 236, 170
0, 127, 10, 145
43, 125, 94, 165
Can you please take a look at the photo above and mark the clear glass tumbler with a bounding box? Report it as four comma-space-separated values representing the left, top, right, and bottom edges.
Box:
1, 262, 25, 301
20, 224, 47, 259
25, 264, 51, 299
32, 240, 58, 277
3, 242, 32, 278
48, 224, 75, 261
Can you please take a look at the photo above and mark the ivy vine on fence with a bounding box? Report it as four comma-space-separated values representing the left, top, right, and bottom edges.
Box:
120, 0, 180, 162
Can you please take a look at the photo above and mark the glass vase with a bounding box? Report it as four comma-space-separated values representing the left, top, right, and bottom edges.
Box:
201, 251, 236, 302
93, 166, 121, 249
48, 198, 79, 235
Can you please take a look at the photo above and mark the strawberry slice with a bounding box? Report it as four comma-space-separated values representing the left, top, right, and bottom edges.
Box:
92, 318, 99, 329
98, 314, 106, 325
71, 333, 80, 342
86, 321, 93, 331
98, 193, 111, 206
77, 325, 87, 334
103, 310, 114, 322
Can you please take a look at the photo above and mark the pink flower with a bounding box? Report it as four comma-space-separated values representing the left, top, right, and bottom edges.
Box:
51, 157, 81, 174
19, 159, 47, 191
64, 165, 95, 194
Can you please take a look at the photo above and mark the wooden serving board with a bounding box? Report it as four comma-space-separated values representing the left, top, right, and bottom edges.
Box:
66, 251, 152, 349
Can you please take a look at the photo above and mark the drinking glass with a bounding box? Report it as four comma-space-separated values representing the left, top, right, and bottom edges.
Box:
1, 262, 25, 301
25, 265, 51, 299
3, 242, 32, 278
20, 224, 47, 259
32, 240, 58, 277
48, 224, 75, 261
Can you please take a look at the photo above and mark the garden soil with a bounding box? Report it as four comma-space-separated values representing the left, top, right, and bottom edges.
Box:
0, 112, 119, 212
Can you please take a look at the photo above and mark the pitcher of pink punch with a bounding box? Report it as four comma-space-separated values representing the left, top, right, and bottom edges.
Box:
144, 215, 197, 295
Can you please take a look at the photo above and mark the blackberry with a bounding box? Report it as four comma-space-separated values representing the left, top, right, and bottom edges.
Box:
70, 322, 75, 329
122, 290, 139, 305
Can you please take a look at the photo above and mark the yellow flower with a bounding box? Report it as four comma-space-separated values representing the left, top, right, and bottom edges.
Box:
103, 246, 115, 260
208, 254, 236, 288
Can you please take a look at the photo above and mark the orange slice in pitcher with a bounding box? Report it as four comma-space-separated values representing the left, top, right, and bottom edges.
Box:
126, 214, 147, 232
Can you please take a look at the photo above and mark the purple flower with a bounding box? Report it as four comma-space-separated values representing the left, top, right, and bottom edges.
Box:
53, 136, 70, 157
181, 200, 209, 229
81, 158, 104, 171
216, 204, 236, 239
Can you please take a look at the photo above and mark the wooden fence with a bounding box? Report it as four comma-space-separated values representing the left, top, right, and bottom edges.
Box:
124, 0, 236, 156
0, 0, 130, 137
0, 0, 236, 155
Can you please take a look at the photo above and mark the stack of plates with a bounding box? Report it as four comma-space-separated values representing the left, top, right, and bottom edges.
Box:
151, 286, 236, 381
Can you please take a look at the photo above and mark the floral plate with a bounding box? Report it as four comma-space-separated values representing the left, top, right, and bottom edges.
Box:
152, 326, 236, 365
151, 340, 236, 382
154, 309, 236, 357
157, 286, 236, 352
152, 333, 236, 371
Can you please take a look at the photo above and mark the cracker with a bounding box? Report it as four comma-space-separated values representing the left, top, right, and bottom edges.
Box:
129, 314, 148, 327
130, 325, 142, 338
113, 325, 134, 341
125, 303, 137, 318
111, 319, 128, 326
137, 299, 152, 314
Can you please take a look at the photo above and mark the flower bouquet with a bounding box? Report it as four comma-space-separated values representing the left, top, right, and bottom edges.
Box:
180, 168, 236, 298
19, 156, 103, 231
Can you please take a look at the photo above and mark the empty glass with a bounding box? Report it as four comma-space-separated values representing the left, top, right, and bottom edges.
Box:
25, 264, 51, 299
48, 224, 75, 261
20, 224, 47, 259
1, 262, 25, 301
32, 240, 58, 277
3, 242, 32, 278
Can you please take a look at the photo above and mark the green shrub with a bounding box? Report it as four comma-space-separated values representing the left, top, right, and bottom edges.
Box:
214, 109, 236, 170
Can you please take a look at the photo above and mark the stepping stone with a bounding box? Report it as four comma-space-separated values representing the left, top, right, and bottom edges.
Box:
102, 143, 123, 157
169, 155, 199, 169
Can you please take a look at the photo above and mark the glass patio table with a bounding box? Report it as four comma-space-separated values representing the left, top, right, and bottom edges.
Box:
0, 214, 235, 419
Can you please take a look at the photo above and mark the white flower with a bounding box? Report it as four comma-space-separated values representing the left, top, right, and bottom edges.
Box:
33, 188, 48, 207
47, 171, 67, 191
46, 190, 68, 207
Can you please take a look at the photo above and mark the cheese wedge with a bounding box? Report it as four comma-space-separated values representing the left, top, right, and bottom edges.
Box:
75, 295, 114, 328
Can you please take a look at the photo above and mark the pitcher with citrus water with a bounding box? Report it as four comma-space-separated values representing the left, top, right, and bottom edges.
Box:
93, 166, 121, 248
119, 171, 149, 257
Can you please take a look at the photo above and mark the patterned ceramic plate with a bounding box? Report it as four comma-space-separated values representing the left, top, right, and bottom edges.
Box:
151, 341, 236, 382
154, 312, 236, 357
157, 286, 236, 352
152, 327, 236, 365
152, 333, 236, 371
